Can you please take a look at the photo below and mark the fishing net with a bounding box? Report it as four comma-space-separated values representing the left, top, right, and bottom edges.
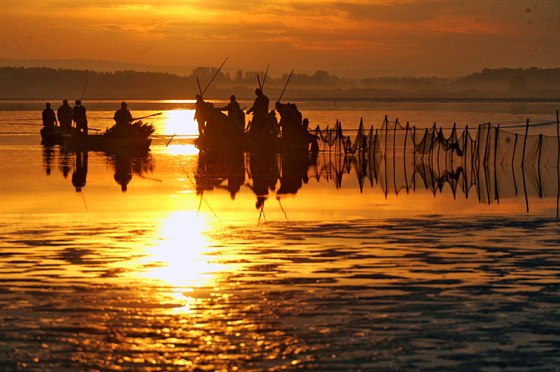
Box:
311, 115, 560, 207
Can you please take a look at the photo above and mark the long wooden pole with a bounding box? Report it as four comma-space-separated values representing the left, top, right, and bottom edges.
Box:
262, 64, 270, 89
201, 57, 228, 96
80, 80, 88, 101
132, 112, 162, 121
556, 110, 560, 218
521, 118, 529, 167
196, 76, 203, 95
276, 69, 294, 103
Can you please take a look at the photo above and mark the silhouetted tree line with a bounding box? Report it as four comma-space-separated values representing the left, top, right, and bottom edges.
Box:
0, 66, 557, 100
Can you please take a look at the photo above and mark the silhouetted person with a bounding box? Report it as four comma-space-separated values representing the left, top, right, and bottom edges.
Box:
113, 101, 133, 137
217, 95, 245, 135
194, 94, 215, 137
42, 102, 57, 130
57, 99, 73, 132
72, 100, 88, 135
247, 88, 269, 123
72, 152, 88, 192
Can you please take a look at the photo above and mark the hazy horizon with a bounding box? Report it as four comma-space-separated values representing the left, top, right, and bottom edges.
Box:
1, 57, 558, 81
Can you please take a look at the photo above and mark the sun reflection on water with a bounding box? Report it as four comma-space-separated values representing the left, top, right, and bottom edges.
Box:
130, 211, 227, 313
161, 109, 197, 136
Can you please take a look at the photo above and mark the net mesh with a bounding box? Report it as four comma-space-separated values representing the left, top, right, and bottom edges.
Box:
309, 115, 560, 212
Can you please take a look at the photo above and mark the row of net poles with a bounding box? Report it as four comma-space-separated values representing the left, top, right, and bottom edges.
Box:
403, 121, 410, 194
521, 119, 530, 212
392, 118, 398, 196
557, 110, 560, 218
369, 126, 379, 191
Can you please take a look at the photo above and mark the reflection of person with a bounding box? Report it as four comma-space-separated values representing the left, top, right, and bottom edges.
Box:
57, 99, 73, 132
72, 100, 88, 135
114, 155, 132, 192
71, 152, 88, 192
42, 146, 54, 175
42, 102, 57, 130
247, 150, 278, 209
59, 148, 71, 178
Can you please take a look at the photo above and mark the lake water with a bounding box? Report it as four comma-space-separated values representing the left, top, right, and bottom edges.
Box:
0, 99, 559, 370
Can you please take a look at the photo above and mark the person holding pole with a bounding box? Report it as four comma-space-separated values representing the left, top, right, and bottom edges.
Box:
247, 88, 270, 139
73, 100, 88, 135
113, 101, 133, 137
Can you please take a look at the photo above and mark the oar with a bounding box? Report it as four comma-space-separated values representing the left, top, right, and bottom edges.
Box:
277, 69, 294, 103
132, 112, 162, 121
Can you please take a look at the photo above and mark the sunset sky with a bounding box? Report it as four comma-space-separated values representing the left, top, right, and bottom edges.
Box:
1, 0, 558, 77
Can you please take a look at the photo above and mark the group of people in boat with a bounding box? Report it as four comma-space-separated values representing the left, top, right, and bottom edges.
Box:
42, 100, 134, 137
42, 99, 88, 135
195, 88, 319, 155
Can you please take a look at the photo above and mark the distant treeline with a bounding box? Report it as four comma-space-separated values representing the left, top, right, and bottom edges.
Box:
0, 66, 558, 100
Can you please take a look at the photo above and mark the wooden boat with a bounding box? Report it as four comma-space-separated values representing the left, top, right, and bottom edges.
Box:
40, 127, 73, 145
42, 121, 155, 154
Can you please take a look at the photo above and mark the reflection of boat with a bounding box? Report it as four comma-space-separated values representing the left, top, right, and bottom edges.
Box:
65, 134, 152, 154
195, 148, 245, 199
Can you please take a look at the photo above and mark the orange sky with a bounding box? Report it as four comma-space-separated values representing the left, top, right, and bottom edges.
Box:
0, 0, 558, 77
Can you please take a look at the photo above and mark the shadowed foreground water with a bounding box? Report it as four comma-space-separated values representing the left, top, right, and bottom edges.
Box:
0, 215, 558, 370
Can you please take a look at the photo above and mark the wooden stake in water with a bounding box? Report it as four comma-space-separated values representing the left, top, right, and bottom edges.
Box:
556, 110, 559, 218
521, 118, 529, 167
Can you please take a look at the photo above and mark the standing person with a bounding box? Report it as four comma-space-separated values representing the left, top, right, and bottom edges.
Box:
113, 101, 133, 137
247, 88, 269, 123
42, 102, 57, 130
72, 100, 88, 135
246, 88, 269, 140
218, 95, 245, 135
57, 99, 73, 132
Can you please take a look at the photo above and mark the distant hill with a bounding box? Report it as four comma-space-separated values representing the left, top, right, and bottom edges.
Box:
0, 66, 558, 100
0, 58, 192, 77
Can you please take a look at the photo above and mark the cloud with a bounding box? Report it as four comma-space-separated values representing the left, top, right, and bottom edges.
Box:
2, 0, 558, 76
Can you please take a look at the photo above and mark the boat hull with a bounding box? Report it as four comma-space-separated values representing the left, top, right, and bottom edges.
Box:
40, 127, 73, 145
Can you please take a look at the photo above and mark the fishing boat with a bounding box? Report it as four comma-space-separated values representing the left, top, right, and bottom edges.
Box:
63, 121, 155, 154
40, 127, 74, 146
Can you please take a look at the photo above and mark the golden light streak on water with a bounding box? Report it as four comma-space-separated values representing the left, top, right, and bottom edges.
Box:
125, 211, 232, 314
164, 144, 200, 156
161, 109, 198, 136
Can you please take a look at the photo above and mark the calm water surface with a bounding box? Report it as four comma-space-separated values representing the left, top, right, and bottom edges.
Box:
0, 100, 558, 370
